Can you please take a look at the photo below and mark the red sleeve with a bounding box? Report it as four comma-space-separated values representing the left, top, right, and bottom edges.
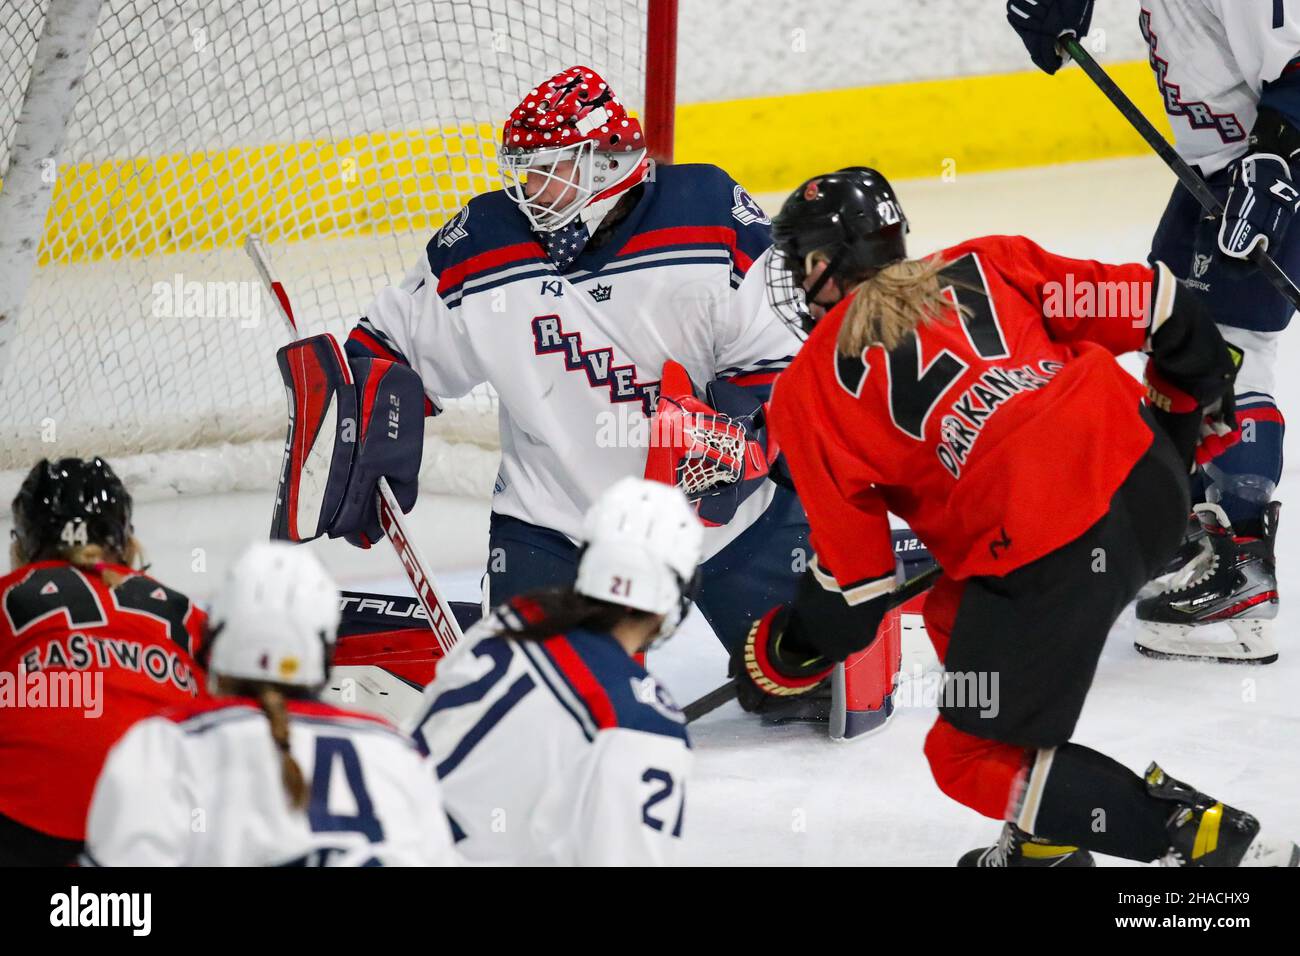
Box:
770, 369, 895, 605
956, 235, 1154, 356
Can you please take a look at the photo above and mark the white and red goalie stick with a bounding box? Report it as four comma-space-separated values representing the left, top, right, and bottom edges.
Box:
244, 235, 465, 655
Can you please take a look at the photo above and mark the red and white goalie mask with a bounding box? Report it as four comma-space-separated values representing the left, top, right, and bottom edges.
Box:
500, 66, 650, 233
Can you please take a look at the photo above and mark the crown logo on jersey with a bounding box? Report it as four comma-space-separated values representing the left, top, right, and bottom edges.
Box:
588, 283, 613, 303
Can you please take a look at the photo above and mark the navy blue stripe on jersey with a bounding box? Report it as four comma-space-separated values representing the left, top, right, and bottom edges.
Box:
434, 672, 535, 778
568, 254, 733, 287
715, 355, 795, 379
447, 811, 467, 843
517, 638, 597, 741
444, 265, 555, 309
538, 629, 690, 744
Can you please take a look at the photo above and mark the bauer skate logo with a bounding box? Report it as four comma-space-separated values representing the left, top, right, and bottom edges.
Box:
531, 314, 660, 415
731, 185, 770, 226
1141, 11, 1245, 143
436, 207, 470, 248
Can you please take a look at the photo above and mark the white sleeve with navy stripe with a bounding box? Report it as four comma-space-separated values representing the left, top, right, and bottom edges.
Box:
409, 608, 692, 865
1143, 1, 1300, 175
347, 163, 802, 548
84, 699, 458, 866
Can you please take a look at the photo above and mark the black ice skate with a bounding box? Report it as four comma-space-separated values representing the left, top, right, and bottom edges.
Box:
1134, 501, 1280, 664
957, 823, 1095, 867
1136, 511, 1206, 600
1146, 763, 1299, 867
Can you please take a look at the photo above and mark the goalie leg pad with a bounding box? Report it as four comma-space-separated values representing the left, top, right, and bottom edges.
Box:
272, 335, 358, 543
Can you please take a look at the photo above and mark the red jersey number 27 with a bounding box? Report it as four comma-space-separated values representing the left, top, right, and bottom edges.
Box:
836, 253, 1008, 440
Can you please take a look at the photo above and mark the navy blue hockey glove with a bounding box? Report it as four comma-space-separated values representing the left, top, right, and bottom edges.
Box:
1219, 108, 1300, 263
1006, 0, 1094, 75
272, 335, 425, 550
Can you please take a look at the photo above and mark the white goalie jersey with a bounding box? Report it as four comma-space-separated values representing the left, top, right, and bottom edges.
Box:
408, 603, 692, 866
1142, 1, 1300, 174
345, 163, 799, 551
84, 699, 457, 867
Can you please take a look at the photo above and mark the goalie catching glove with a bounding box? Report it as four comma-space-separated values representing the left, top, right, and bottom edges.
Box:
271, 334, 425, 548
729, 562, 892, 712
1142, 262, 1243, 469
643, 360, 779, 527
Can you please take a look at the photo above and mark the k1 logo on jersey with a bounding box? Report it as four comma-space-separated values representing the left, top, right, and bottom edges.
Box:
532, 314, 661, 415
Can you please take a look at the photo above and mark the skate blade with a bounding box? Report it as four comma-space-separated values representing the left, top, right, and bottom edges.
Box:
1134, 620, 1279, 665
1240, 836, 1300, 867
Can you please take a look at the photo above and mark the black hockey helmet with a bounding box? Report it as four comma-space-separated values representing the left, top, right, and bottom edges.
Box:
11, 457, 133, 562
765, 166, 909, 339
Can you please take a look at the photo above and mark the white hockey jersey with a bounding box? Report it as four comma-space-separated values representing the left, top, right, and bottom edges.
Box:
1142, 1, 1300, 174
84, 698, 456, 866
346, 164, 799, 550
408, 601, 692, 866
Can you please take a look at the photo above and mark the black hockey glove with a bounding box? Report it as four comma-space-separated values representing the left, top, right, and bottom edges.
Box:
1144, 263, 1243, 466
1006, 0, 1094, 75
1219, 108, 1300, 263
729, 566, 892, 712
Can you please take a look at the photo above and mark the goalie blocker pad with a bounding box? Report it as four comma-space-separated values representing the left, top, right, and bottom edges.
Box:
272, 334, 425, 548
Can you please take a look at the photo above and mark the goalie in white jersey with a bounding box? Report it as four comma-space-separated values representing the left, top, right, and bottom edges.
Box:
313, 65, 831, 704
410, 478, 702, 865
1008, 1, 1300, 663
84, 542, 456, 867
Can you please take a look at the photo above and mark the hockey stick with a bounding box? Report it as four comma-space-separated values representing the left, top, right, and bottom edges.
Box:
682, 563, 943, 723
1061, 36, 1300, 313
244, 235, 465, 655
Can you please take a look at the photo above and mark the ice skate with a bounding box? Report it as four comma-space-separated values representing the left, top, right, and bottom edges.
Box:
1146, 764, 1300, 867
957, 823, 1095, 867
1134, 502, 1280, 664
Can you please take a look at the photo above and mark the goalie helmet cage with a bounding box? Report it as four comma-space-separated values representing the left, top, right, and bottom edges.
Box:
0, 0, 678, 500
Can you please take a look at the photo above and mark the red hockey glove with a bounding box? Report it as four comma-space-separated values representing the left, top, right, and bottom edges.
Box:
644, 360, 774, 527
729, 606, 833, 713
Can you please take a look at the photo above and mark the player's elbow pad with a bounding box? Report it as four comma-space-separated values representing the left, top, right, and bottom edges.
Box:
272, 335, 425, 549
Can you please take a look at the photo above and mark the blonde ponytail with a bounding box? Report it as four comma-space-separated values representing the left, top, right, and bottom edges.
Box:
837, 255, 967, 355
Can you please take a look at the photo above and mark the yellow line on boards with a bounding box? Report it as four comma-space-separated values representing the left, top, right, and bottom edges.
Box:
20, 61, 1169, 264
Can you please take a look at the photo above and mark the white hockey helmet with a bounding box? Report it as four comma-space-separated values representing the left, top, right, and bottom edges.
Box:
574, 477, 705, 639
205, 541, 341, 692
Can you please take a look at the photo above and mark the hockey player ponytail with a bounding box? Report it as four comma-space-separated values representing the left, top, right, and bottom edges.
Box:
838, 254, 967, 355
496, 589, 656, 643
256, 685, 309, 811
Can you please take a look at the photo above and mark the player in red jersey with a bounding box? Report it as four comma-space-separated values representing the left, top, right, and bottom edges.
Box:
732, 166, 1297, 867
0, 458, 206, 866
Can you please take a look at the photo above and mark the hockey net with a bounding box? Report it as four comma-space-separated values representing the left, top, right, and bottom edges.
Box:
0, 0, 668, 501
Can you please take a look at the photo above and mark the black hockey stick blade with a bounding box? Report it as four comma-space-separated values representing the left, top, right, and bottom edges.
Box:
1061, 36, 1300, 313
682, 563, 943, 724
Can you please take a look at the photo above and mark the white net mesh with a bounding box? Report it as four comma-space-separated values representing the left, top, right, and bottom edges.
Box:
0, 0, 649, 496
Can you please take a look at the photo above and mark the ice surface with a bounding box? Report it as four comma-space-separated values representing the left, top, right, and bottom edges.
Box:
6, 157, 1298, 866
